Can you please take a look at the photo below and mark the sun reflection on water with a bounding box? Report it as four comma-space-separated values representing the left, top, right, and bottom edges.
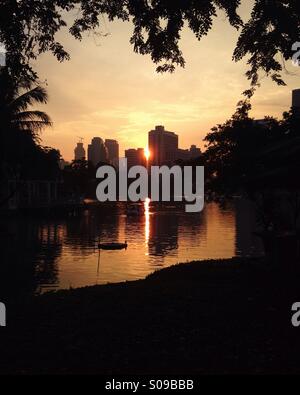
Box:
144, 198, 151, 245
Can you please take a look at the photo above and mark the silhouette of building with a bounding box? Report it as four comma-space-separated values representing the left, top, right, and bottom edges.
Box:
174, 145, 201, 162
189, 145, 201, 159
74, 142, 86, 161
164, 130, 179, 164
105, 139, 119, 167
125, 148, 146, 168
149, 125, 178, 166
175, 148, 190, 161
88, 137, 108, 167
148, 125, 201, 165
149, 125, 164, 165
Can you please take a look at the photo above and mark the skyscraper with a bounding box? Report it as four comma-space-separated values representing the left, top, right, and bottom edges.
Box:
74, 142, 86, 161
105, 139, 119, 167
148, 125, 202, 164
164, 130, 179, 164
88, 137, 108, 167
125, 148, 146, 168
149, 125, 165, 166
148, 125, 178, 166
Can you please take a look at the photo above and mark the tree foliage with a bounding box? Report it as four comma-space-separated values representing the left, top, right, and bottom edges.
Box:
0, 68, 59, 181
0, 0, 299, 87
63, 159, 96, 196
204, 100, 300, 195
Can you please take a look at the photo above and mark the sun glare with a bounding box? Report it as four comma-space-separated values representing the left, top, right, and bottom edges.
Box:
144, 147, 150, 161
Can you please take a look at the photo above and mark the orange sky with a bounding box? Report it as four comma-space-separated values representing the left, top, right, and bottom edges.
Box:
34, 1, 300, 161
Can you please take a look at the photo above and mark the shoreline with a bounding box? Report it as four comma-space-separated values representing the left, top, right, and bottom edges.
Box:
1, 257, 300, 374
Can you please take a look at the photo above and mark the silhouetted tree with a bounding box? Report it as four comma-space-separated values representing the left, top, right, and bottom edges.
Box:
0, 69, 51, 134
0, 68, 54, 175
204, 100, 276, 193
0, 0, 299, 88
63, 159, 96, 197
204, 100, 300, 235
0, 69, 60, 206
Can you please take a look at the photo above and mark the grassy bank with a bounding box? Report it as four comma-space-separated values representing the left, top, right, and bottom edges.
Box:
1, 257, 300, 374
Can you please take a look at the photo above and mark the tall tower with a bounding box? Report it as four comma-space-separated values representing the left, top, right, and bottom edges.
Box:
105, 139, 119, 167
125, 148, 146, 168
148, 125, 178, 166
149, 125, 165, 166
74, 138, 86, 161
88, 137, 108, 167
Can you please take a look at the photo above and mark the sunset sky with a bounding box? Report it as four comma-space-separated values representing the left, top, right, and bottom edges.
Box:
35, 0, 300, 161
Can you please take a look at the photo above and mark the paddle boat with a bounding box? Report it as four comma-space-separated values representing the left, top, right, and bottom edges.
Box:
98, 241, 127, 250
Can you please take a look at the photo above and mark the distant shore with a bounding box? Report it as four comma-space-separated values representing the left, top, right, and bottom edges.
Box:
1, 257, 300, 374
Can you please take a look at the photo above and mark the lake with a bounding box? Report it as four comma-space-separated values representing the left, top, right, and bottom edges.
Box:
0, 199, 263, 298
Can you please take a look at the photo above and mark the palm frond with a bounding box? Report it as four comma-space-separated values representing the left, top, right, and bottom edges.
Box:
12, 120, 52, 132
9, 86, 49, 112
0, 71, 52, 147
13, 111, 52, 125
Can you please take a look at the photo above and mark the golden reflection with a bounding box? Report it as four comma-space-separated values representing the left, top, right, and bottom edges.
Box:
144, 197, 150, 244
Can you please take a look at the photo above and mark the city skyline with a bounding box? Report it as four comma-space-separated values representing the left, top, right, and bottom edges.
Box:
71, 85, 300, 167
67, 83, 299, 166
72, 125, 202, 167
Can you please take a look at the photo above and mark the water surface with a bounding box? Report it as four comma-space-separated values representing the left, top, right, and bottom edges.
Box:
0, 200, 263, 297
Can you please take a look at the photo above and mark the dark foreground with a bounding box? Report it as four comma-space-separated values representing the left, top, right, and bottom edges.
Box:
1, 258, 300, 374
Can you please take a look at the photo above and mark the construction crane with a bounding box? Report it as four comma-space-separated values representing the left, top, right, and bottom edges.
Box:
77, 136, 84, 144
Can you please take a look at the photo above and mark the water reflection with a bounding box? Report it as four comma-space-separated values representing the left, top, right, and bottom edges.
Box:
0, 220, 61, 299
144, 198, 150, 244
0, 200, 263, 298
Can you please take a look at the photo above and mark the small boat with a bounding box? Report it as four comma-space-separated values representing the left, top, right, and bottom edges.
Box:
98, 242, 127, 250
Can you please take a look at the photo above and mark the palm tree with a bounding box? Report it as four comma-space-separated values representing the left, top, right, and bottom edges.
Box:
0, 68, 52, 142
0, 68, 53, 206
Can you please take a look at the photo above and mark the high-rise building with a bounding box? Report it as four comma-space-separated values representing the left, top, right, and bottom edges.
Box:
164, 131, 179, 164
125, 148, 146, 168
105, 139, 119, 167
173, 146, 201, 162
149, 125, 178, 166
176, 148, 191, 161
88, 137, 108, 167
149, 125, 165, 166
74, 142, 86, 161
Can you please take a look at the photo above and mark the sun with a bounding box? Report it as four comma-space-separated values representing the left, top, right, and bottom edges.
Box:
144, 147, 150, 161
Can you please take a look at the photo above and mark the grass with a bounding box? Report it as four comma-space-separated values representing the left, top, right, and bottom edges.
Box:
0, 257, 300, 374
